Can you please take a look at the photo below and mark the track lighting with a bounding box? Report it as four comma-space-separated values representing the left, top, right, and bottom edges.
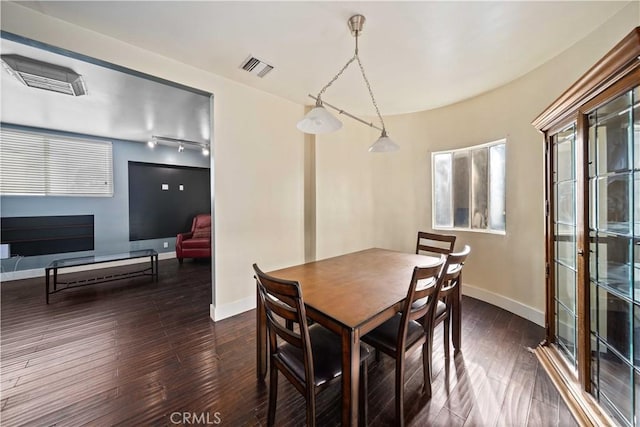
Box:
147, 135, 209, 156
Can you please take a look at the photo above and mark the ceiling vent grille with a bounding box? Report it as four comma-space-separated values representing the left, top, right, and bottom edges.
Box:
1, 54, 87, 96
240, 55, 273, 78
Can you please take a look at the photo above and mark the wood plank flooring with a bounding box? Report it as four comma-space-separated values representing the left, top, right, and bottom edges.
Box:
1, 259, 577, 426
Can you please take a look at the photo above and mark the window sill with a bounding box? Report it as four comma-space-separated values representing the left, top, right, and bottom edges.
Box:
432, 226, 506, 236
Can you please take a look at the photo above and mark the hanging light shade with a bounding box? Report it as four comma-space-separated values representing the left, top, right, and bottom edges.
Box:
296, 100, 343, 134
297, 14, 399, 153
368, 129, 399, 153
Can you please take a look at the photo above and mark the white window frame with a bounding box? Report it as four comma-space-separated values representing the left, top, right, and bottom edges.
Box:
431, 138, 506, 235
0, 128, 114, 197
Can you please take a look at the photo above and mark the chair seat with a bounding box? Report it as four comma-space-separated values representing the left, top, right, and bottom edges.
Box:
182, 238, 210, 249
361, 314, 424, 355
278, 324, 369, 387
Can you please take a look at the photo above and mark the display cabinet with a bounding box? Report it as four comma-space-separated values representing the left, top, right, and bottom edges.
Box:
533, 27, 640, 426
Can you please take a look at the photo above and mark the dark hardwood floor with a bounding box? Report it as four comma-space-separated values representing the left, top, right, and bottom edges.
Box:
1, 259, 577, 426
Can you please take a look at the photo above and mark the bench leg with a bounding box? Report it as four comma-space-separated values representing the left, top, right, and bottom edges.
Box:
45, 268, 50, 304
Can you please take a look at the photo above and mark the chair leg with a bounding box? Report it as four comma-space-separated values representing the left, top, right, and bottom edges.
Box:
177, 257, 183, 265
395, 356, 405, 427
375, 348, 381, 362
267, 365, 278, 427
422, 341, 432, 398
359, 359, 368, 427
306, 388, 316, 427
444, 316, 450, 359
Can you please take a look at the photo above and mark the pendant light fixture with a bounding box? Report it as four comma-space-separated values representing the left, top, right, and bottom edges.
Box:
296, 14, 399, 153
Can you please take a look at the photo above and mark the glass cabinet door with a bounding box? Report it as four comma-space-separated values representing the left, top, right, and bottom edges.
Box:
534, 27, 640, 427
588, 86, 639, 427
552, 124, 578, 368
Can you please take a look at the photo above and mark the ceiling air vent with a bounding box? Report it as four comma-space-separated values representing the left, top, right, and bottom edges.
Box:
240, 55, 273, 78
1, 54, 87, 96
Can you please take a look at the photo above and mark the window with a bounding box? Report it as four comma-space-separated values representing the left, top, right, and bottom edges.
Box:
0, 128, 113, 197
432, 139, 506, 233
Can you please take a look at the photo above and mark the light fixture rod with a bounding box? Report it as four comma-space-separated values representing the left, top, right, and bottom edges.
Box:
315, 14, 363, 102
308, 94, 382, 132
316, 55, 357, 101
312, 15, 387, 133
355, 54, 386, 132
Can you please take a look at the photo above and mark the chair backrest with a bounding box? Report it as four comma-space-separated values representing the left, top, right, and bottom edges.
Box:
438, 245, 471, 301
416, 231, 456, 256
398, 257, 446, 346
253, 264, 314, 384
191, 214, 211, 237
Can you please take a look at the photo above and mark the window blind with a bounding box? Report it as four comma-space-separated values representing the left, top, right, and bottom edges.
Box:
0, 128, 113, 196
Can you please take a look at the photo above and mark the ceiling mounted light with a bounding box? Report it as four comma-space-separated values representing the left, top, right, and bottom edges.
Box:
296, 14, 399, 153
149, 135, 209, 156
1, 54, 87, 96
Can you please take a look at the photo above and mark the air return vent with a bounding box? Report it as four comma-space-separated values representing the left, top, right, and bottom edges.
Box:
239, 55, 273, 78
1, 54, 87, 96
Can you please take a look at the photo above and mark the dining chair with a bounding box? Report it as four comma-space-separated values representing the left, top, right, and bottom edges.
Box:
430, 245, 471, 360
253, 264, 369, 427
415, 231, 456, 256
360, 257, 446, 426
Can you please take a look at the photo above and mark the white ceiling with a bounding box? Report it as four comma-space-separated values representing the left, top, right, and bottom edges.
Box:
0, 38, 211, 144
12, 0, 632, 117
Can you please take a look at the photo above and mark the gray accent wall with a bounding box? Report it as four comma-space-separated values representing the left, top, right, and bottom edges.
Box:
0, 137, 210, 273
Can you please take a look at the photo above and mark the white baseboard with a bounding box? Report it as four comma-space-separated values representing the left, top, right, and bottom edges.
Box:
0, 251, 176, 283
462, 283, 544, 327
211, 295, 256, 321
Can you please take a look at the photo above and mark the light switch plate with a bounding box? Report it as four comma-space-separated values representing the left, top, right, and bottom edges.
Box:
179, 185, 184, 191
0, 244, 9, 259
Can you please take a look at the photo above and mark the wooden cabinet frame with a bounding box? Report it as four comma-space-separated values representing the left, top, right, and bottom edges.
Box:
533, 27, 640, 426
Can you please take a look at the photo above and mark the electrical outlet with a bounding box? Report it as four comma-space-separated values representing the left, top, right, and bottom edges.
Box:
163, 242, 168, 248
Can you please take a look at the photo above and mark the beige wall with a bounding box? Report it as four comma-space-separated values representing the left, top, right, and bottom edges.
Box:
213, 84, 304, 308
0, 3, 306, 317
371, 2, 639, 323
315, 121, 376, 259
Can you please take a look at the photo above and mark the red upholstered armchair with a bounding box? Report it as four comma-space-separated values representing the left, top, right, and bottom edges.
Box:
176, 214, 211, 264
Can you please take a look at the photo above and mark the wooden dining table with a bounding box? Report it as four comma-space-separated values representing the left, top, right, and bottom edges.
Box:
255, 248, 463, 426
